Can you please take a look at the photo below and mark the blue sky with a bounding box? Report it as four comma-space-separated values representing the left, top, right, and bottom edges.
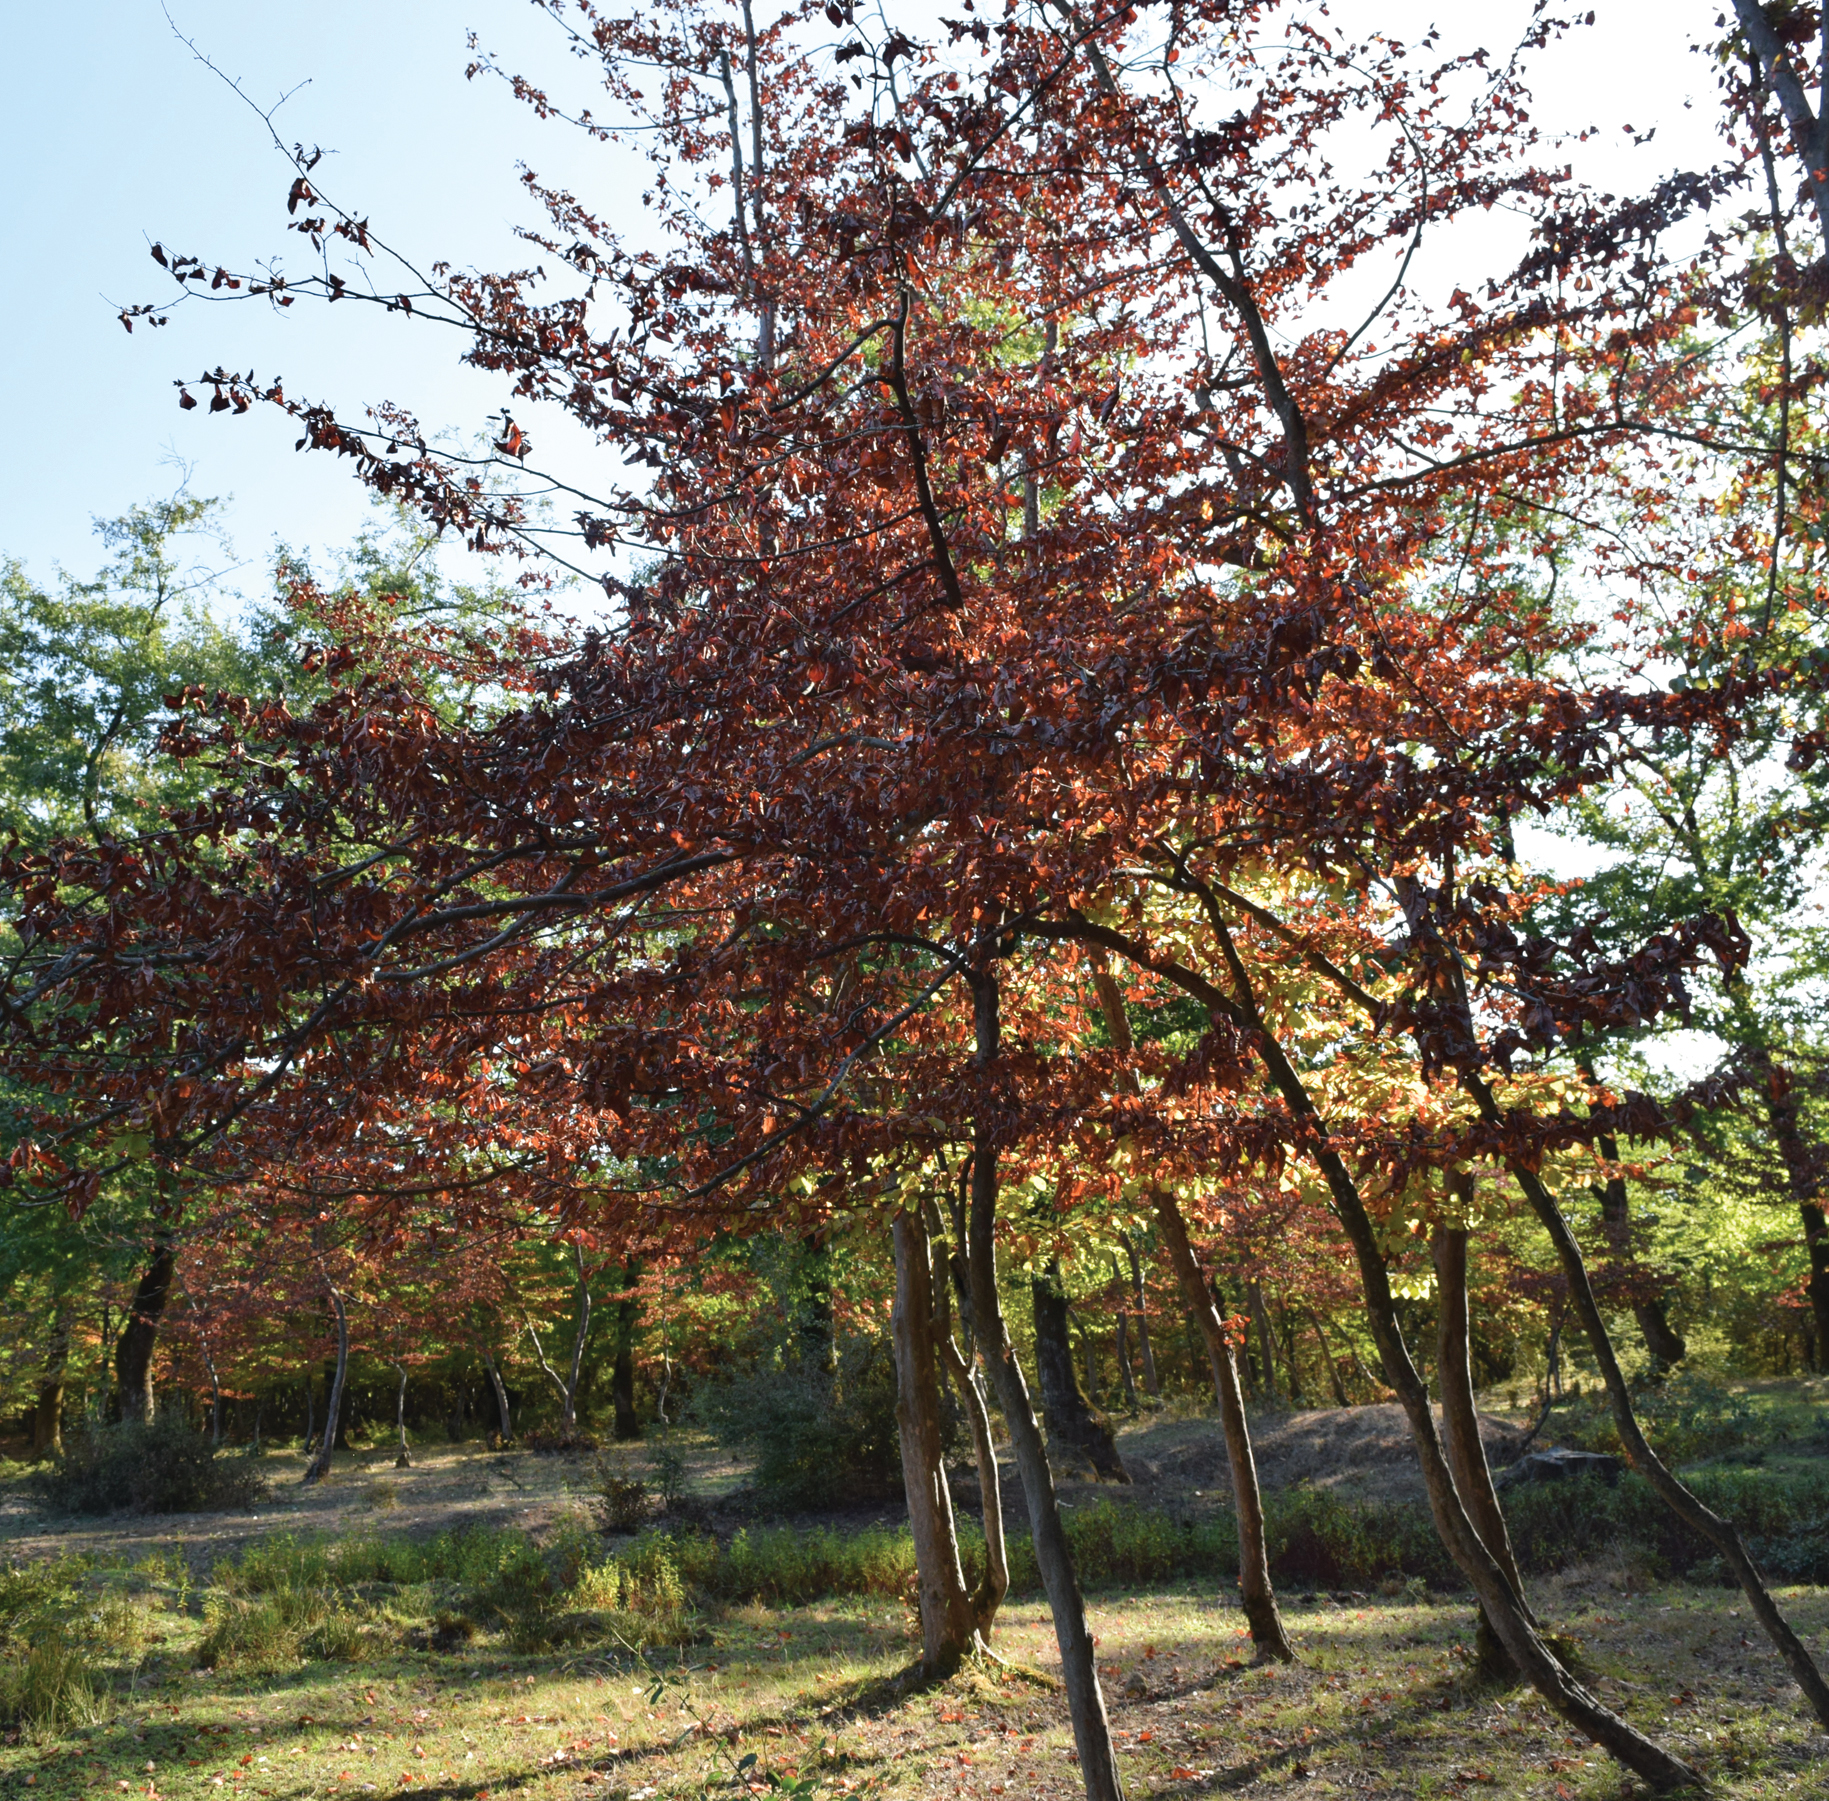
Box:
1, 0, 1719, 599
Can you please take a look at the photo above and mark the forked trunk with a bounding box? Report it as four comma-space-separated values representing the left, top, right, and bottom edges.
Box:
1246, 1281, 1279, 1405
1467, 1072, 1829, 1733
1153, 1191, 1294, 1661
1124, 1238, 1161, 1399
968, 969, 1125, 1801
891, 1209, 983, 1676
482, 1346, 514, 1443
929, 1200, 1008, 1638
303, 1285, 350, 1485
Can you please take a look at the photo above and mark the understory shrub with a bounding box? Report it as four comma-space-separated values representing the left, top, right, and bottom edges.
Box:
32, 1418, 266, 1516
699, 1340, 907, 1510
1552, 1372, 1758, 1467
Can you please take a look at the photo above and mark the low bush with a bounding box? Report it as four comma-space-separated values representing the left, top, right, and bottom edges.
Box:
32, 1418, 266, 1517
1552, 1372, 1758, 1467
698, 1340, 907, 1510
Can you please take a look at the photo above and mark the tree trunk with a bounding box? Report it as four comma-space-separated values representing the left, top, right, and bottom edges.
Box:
114, 1235, 176, 1423
1167, 925, 1699, 1789
1434, 1211, 1532, 1679
612, 1256, 642, 1441
892, 1210, 983, 1676
1432, 1217, 1528, 1601
303, 1286, 350, 1485
1111, 1260, 1140, 1415
482, 1347, 514, 1443
1467, 1071, 1829, 1733
1306, 1307, 1349, 1407
1246, 1281, 1280, 1406
968, 968, 1125, 1801
527, 1246, 593, 1440
1583, 1094, 1687, 1367
930, 1201, 1008, 1639
1153, 1190, 1294, 1661
1746, 1044, 1829, 1367
1031, 1267, 1129, 1481
1124, 1237, 1161, 1399
32, 1298, 73, 1457
302, 1375, 316, 1455
394, 1363, 412, 1467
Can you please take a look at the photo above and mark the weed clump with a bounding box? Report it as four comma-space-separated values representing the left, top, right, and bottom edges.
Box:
0, 1632, 106, 1735
31, 1418, 266, 1517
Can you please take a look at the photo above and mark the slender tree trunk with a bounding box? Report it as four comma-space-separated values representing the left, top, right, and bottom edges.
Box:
303, 1286, 350, 1485
1246, 1281, 1280, 1406
1434, 1211, 1533, 1678
1111, 1259, 1140, 1415
482, 1347, 514, 1443
394, 1363, 412, 1467
114, 1234, 177, 1424
968, 968, 1124, 1801
930, 1201, 1008, 1639
1031, 1267, 1129, 1481
892, 1209, 983, 1676
1466, 1071, 1829, 1732
302, 1376, 316, 1455
1432, 1216, 1527, 1600
1577, 1059, 1688, 1369
1306, 1307, 1349, 1407
527, 1247, 594, 1440
1153, 1191, 1295, 1661
613, 1256, 642, 1441
1745, 1043, 1829, 1367
1162, 924, 1699, 1788
1124, 1237, 1161, 1399
32, 1298, 74, 1457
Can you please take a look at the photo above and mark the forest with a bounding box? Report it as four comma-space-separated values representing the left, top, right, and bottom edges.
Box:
3, 0, 1829, 1796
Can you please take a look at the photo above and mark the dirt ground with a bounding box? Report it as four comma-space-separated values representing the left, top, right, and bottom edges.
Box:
0, 1402, 1519, 1569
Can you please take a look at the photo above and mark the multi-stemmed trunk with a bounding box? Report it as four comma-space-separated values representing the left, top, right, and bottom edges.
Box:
1071, 916, 1700, 1790
1123, 1236, 1161, 1400
968, 968, 1126, 1801
891, 1208, 985, 1677
1153, 1191, 1294, 1660
1463, 1071, 1829, 1732
929, 1200, 1009, 1637
526, 1244, 594, 1442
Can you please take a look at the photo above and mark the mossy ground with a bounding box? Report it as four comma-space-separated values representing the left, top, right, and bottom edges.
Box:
2, 1559, 1823, 1801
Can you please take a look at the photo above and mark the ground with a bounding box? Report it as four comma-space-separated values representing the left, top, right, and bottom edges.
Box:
0, 1388, 1822, 1801
0, 1562, 1822, 1801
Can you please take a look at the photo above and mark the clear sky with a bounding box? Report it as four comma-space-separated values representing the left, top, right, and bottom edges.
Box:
1, 0, 1720, 597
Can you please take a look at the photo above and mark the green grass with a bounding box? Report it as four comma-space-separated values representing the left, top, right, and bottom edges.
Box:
0, 1538, 1816, 1801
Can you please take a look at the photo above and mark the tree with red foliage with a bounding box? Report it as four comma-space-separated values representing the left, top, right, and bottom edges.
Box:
19, 0, 1829, 1786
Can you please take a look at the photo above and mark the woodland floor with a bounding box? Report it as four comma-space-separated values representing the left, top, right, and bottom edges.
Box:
0, 1390, 1824, 1798
0, 1559, 1820, 1801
